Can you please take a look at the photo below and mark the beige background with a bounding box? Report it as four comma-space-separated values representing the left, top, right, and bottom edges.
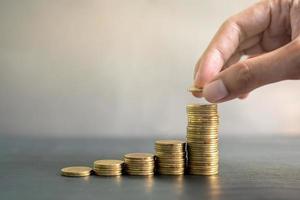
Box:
0, 0, 299, 138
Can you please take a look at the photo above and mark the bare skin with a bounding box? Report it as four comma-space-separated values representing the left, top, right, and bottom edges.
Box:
193, 0, 300, 103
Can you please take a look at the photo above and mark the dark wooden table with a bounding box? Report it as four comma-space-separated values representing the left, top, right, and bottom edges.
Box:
1, 134, 300, 200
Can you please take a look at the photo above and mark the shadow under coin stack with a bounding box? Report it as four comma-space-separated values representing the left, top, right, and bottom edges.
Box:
93, 160, 124, 176
124, 153, 155, 176
155, 140, 186, 175
186, 104, 219, 175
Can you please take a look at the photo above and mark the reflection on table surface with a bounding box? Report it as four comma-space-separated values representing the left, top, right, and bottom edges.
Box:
1, 135, 300, 200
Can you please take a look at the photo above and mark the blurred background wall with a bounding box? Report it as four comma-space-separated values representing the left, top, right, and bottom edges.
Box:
0, 0, 299, 138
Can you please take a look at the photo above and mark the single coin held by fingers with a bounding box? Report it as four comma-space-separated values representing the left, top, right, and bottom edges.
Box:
188, 86, 203, 93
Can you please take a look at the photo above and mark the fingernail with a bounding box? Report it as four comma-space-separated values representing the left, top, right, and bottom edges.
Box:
203, 79, 228, 102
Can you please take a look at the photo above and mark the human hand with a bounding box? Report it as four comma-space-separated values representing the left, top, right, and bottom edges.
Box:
193, 0, 300, 103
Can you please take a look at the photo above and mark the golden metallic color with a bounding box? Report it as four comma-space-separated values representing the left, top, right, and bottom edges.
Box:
93, 159, 124, 176
186, 103, 219, 175
61, 166, 92, 177
155, 139, 186, 175
124, 153, 155, 176
188, 86, 203, 93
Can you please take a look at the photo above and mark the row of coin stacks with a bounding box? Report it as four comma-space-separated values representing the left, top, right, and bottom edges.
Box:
61, 104, 219, 177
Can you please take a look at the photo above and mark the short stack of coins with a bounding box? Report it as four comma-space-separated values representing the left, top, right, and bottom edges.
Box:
186, 104, 219, 175
155, 140, 186, 175
93, 160, 124, 176
61, 166, 92, 177
124, 153, 155, 176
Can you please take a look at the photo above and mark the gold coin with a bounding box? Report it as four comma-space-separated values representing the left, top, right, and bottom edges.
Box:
94, 173, 122, 176
187, 116, 219, 119
156, 152, 186, 157
188, 149, 218, 154
188, 166, 219, 170
155, 148, 185, 153
94, 169, 122, 173
187, 144, 218, 149
187, 132, 218, 136
187, 110, 218, 113
188, 158, 219, 163
187, 126, 219, 129
187, 122, 219, 126
189, 165, 218, 169
155, 151, 185, 155
94, 168, 122, 173
94, 159, 124, 166
155, 140, 185, 146
157, 158, 186, 162
187, 134, 218, 139
155, 150, 185, 154
94, 170, 122, 176
187, 111, 218, 115
93, 166, 123, 170
158, 170, 185, 174
187, 133, 219, 137
158, 171, 184, 176
155, 146, 185, 150
124, 159, 154, 163
187, 103, 217, 108
126, 168, 154, 172
188, 154, 219, 159
188, 169, 219, 174
188, 161, 218, 166
158, 167, 185, 171
124, 160, 154, 165
124, 153, 154, 160
189, 171, 218, 175
188, 151, 219, 156
127, 172, 154, 176
124, 165, 155, 169
188, 86, 203, 93
158, 162, 186, 166
187, 136, 218, 140
61, 166, 92, 177
187, 126, 219, 130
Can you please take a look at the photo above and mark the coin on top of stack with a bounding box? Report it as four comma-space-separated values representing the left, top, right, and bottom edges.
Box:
155, 140, 186, 175
61, 166, 92, 177
93, 160, 124, 176
124, 153, 155, 176
186, 103, 219, 175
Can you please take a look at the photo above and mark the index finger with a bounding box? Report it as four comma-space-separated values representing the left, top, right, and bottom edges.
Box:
194, 1, 271, 89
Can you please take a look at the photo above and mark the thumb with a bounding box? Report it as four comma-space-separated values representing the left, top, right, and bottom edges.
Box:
203, 40, 300, 103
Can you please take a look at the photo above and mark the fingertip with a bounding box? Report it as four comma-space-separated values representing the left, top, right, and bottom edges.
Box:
203, 79, 229, 103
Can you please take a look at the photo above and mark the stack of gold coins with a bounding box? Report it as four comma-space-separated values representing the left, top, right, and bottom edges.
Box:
93, 160, 124, 176
124, 153, 155, 176
186, 104, 219, 175
155, 140, 186, 175
61, 166, 92, 177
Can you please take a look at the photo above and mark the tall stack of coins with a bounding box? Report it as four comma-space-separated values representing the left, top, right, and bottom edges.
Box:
93, 160, 124, 176
124, 153, 155, 176
186, 104, 219, 175
155, 140, 186, 175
